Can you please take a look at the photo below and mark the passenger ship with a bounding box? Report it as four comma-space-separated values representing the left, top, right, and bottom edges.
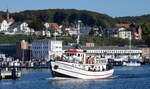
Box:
51, 48, 114, 79
50, 20, 114, 79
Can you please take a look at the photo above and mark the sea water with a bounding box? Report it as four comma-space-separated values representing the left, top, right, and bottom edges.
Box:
0, 65, 150, 89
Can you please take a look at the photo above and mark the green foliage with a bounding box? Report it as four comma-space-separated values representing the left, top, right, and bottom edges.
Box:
68, 13, 79, 23
141, 23, 150, 46
80, 35, 145, 46
0, 34, 46, 44
88, 29, 95, 36
54, 12, 68, 24
0, 34, 145, 46
1, 9, 150, 27
0, 11, 7, 19
8, 9, 114, 27
37, 12, 50, 22
80, 36, 131, 46
115, 15, 150, 24
0, 16, 3, 22
28, 19, 45, 31
143, 35, 150, 46
141, 23, 150, 35
13, 13, 28, 22
56, 36, 75, 45
0, 9, 150, 46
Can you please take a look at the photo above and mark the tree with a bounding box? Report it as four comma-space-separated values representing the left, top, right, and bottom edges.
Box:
89, 29, 95, 36
28, 19, 45, 31
13, 13, 28, 22
53, 12, 67, 24
37, 12, 50, 22
0, 16, 4, 22
141, 23, 150, 46
68, 13, 79, 23
0, 16, 4, 23
141, 23, 150, 35
96, 19, 107, 28
87, 15, 96, 26
143, 35, 150, 46
80, 13, 89, 25
8, 9, 116, 27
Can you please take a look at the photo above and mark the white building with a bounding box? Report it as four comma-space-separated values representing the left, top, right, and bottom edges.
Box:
31, 39, 62, 61
3, 22, 34, 35
44, 23, 50, 29
86, 49, 142, 60
20, 22, 31, 33
68, 28, 78, 36
44, 22, 62, 36
34, 30, 51, 37
0, 20, 10, 32
63, 46, 143, 61
85, 46, 142, 61
118, 30, 132, 39
80, 26, 92, 35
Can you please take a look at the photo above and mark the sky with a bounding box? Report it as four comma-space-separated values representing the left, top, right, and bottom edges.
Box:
0, 0, 150, 17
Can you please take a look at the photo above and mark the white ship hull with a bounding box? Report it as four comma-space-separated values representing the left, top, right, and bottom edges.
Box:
51, 61, 114, 80
123, 62, 141, 66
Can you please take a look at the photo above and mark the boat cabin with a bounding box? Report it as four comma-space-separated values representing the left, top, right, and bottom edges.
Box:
64, 50, 86, 64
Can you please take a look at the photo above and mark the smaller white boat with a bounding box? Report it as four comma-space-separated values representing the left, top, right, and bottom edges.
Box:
123, 59, 141, 66
0, 68, 21, 79
123, 62, 141, 66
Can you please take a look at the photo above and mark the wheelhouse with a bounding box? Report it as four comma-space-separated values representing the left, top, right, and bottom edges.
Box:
64, 50, 87, 64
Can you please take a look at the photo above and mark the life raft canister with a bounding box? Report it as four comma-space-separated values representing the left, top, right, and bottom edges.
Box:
54, 65, 59, 69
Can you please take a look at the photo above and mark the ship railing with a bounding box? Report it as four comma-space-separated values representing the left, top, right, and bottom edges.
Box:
76, 63, 113, 72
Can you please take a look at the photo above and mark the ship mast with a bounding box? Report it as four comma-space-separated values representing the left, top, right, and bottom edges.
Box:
77, 20, 81, 45
129, 32, 132, 59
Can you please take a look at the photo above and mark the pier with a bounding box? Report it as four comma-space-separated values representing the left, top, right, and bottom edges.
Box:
0, 68, 21, 79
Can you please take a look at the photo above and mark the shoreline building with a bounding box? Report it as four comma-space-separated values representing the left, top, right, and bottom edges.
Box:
31, 39, 62, 61
139, 47, 150, 59
0, 9, 15, 32
0, 44, 16, 57
84, 46, 142, 61
16, 40, 30, 61
63, 46, 143, 61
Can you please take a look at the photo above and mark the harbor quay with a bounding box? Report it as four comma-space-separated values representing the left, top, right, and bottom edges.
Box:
29, 39, 145, 63
0, 39, 149, 81
64, 45, 143, 60
0, 39, 149, 68
0, 67, 21, 79
0, 61, 51, 68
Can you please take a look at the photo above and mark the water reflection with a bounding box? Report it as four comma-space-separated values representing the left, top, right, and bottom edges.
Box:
47, 77, 115, 89
49, 79, 89, 89
0, 66, 150, 89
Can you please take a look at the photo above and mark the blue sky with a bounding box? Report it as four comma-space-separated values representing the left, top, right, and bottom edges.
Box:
0, 0, 150, 17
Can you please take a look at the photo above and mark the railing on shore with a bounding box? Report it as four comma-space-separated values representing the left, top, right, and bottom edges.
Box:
0, 66, 51, 69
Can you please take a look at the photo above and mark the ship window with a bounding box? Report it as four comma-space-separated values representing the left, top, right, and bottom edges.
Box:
78, 54, 80, 56
67, 53, 69, 56
70, 53, 75, 56
70, 53, 73, 56
66, 53, 69, 56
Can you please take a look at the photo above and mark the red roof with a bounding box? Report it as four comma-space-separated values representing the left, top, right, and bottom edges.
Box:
7, 17, 15, 23
115, 24, 131, 28
48, 23, 59, 29
65, 50, 86, 53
